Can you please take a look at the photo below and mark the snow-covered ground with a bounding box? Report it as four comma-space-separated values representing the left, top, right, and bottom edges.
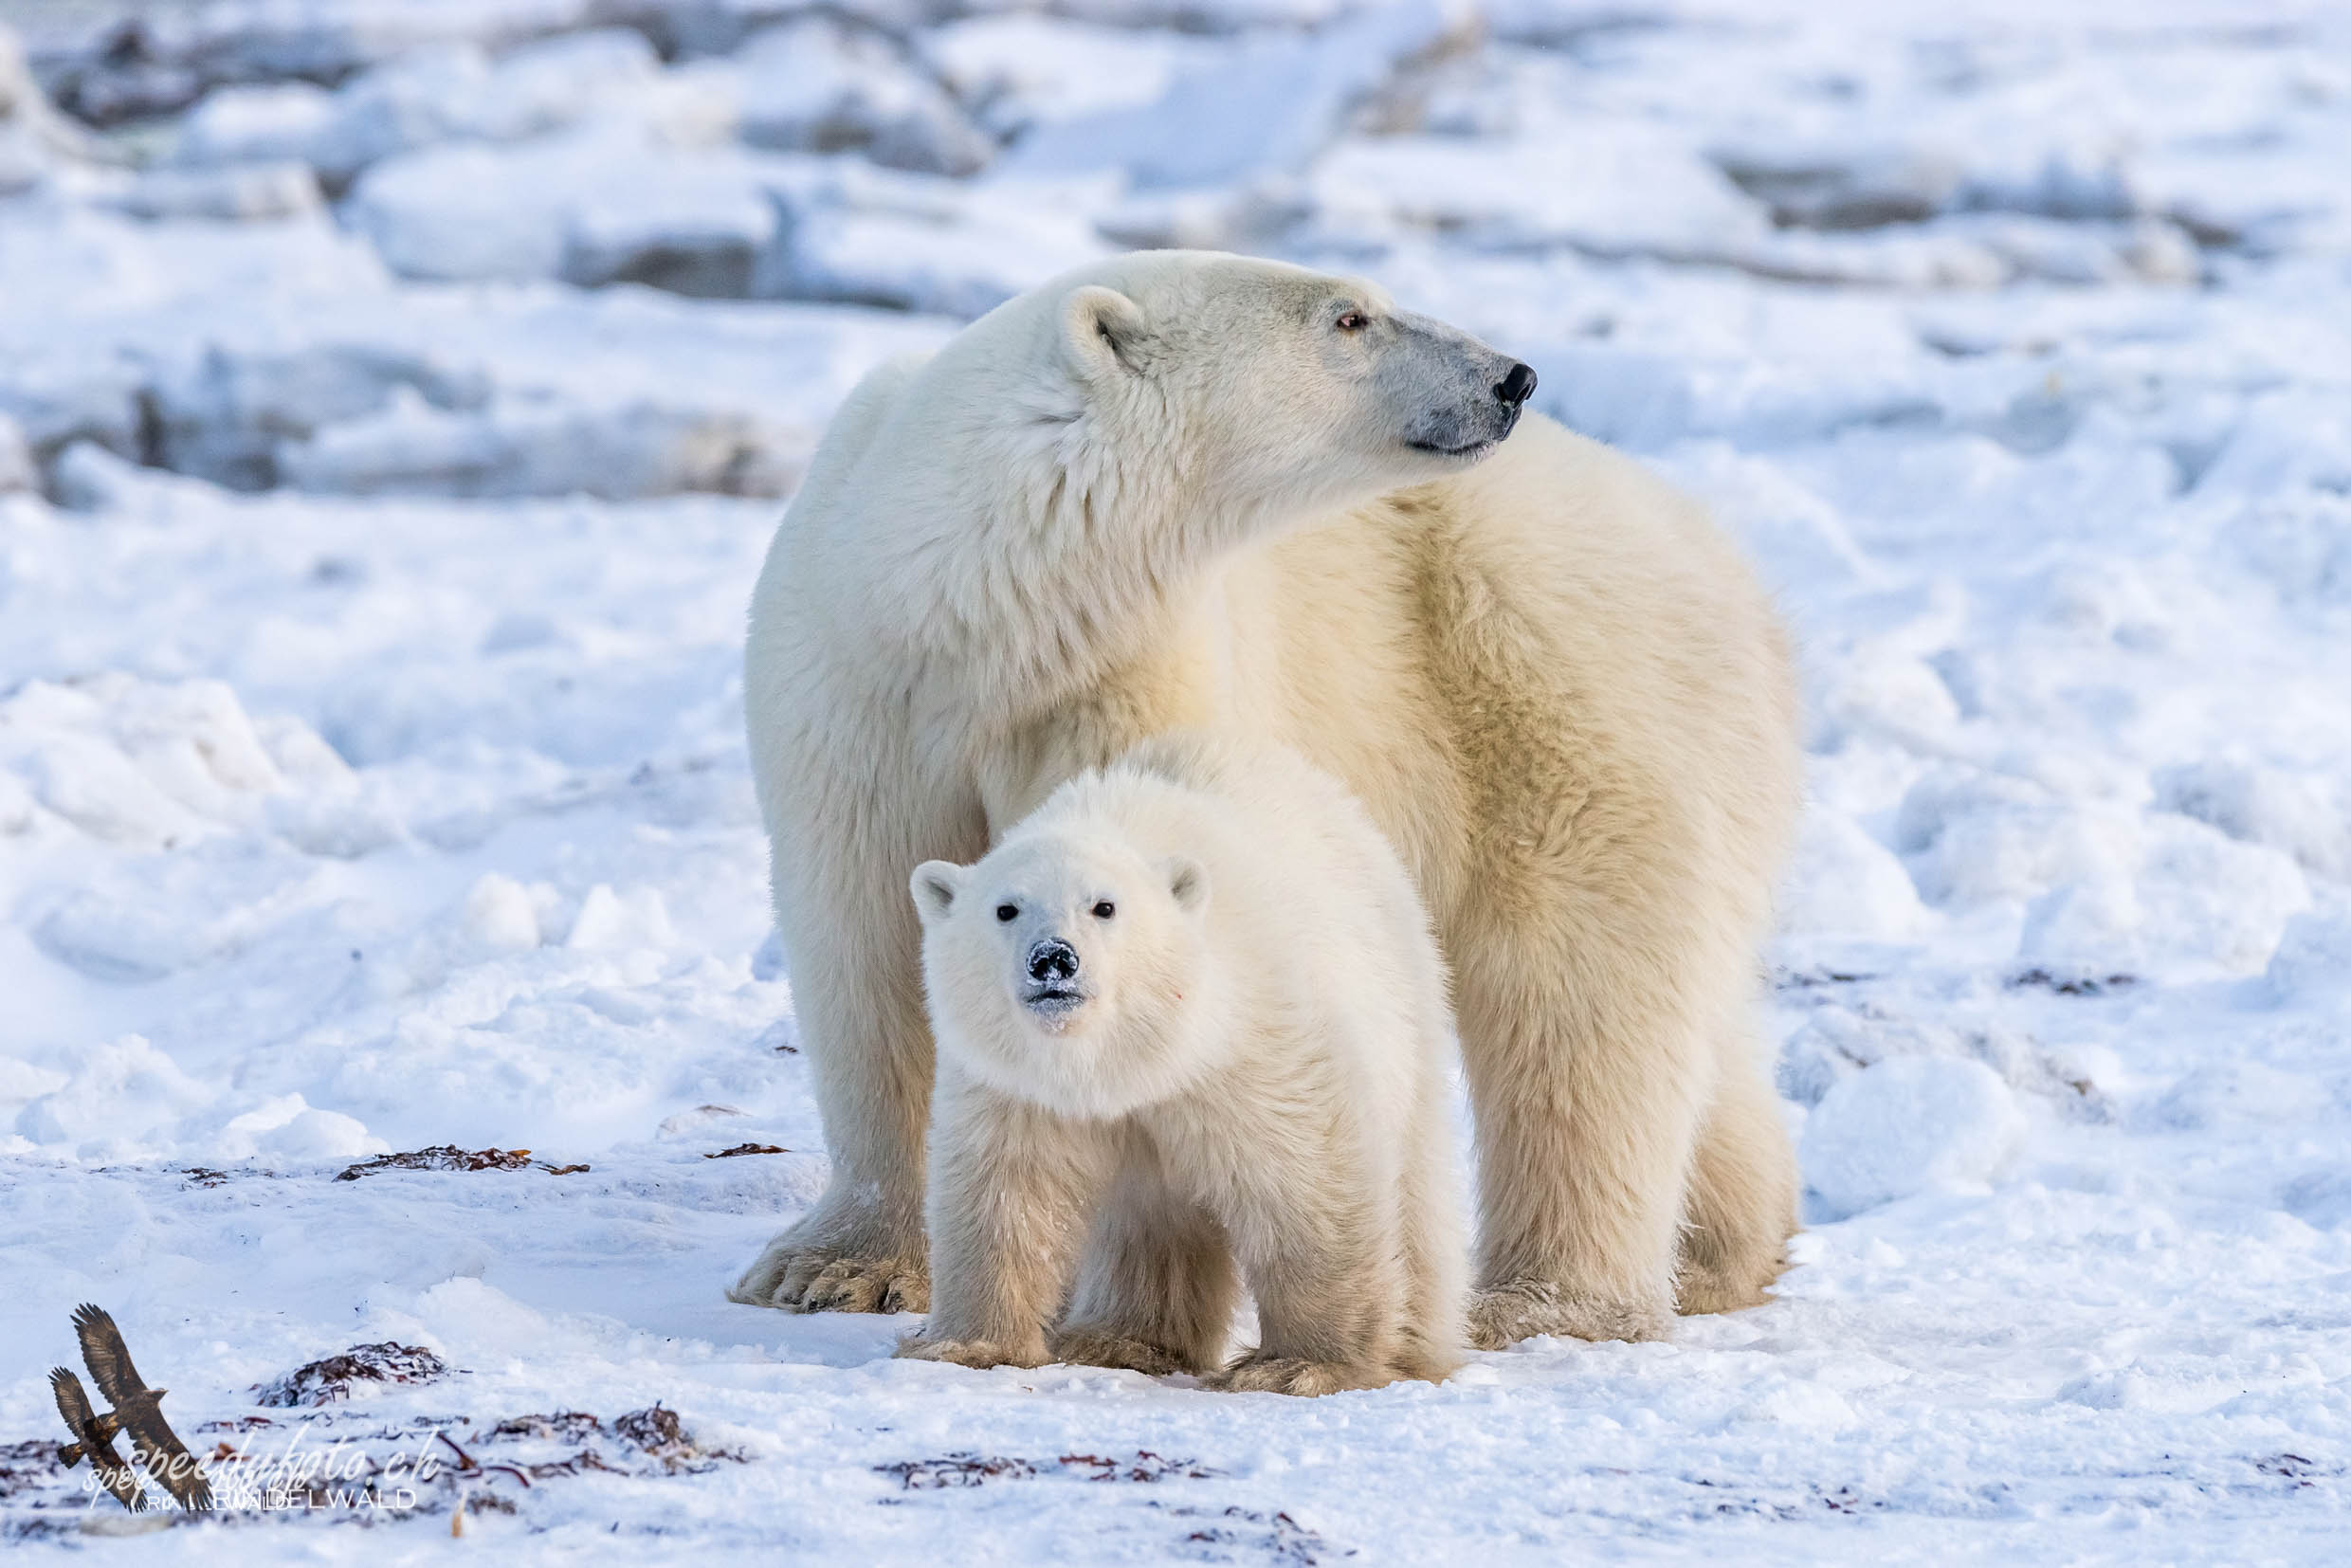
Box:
3, 0, 2349, 1559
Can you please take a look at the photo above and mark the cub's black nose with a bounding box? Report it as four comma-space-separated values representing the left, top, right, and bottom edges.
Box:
1495, 362, 1538, 408
1027, 939, 1079, 983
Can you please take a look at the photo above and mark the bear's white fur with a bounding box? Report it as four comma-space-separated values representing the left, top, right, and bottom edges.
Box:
899, 734, 1466, 1395
734, 249, 1801, 1346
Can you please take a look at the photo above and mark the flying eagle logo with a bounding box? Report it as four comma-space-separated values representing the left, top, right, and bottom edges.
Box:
51, 1304, 214, 1513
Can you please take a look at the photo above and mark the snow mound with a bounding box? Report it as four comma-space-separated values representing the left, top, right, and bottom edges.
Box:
172, 27, 664, 188
764, 170, 1114, 318
1801, 1055, 2024, 1218
1006, 0, 1467, 190
2156, 757, 2351, 881
35, 0, 602, 126
278, 386, 805, 500
2264, 912, 2351, 1003
5, 1035, 375, 1164
1311, 124, 1766, 259
922, 14, 1224, 139
1778, 809, 1931, 939
3, 675, 290, 844
2014, 815, 2309, 985
13, 1034, 214, 1158
214, 1093, 387, 1161
339, 126, 1100, 317
734, 16, 993, 177
0, 673, 376, 851
1890, 765, 2312, 982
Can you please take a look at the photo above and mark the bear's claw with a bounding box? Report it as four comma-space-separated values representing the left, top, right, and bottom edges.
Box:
727, 1233, 928, 1314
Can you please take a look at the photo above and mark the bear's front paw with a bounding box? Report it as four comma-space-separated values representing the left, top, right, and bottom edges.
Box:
1048, 1327, 1204, 1377
895, 1332, 1048, 1371
1205, 1354, 1388, 1396
728, 1233, 928, 1315
1467, 1280, 1669, 1348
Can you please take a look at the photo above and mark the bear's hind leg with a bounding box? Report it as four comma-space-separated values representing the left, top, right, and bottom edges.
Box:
1676, 1042, 1796, 1316
1051, 1144, 1238, 1377
1451, 928, 1710, 1348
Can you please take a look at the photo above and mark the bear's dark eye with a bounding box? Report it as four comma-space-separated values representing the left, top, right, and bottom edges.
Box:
995, 903, 1018, 922
1091, 901, 1116, 920
1335, 310, 1367, 333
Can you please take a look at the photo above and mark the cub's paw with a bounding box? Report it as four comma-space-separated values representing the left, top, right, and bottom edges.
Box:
1048, 1327, 1202, 1377
1206, 1355, 1388, 1396
727, 1233, 928, 1315
1467, 1280, 1669, 1349
894, 1333, 1046, 1371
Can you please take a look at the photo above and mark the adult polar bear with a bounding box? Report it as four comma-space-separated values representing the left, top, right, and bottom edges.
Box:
734, 249, 1801, 1347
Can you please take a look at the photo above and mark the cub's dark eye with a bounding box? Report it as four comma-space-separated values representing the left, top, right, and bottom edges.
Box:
995, 903, 1018, 922
1091, 901, 1116, 920
1335, 311, 1367, 333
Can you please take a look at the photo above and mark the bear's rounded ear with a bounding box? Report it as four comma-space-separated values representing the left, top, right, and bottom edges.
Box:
1062, 284, 1149, 382
910, 861, 966, 923
1164, 855, 1209, 915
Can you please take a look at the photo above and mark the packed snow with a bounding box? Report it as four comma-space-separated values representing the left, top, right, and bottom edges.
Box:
3, 0, 2349, 1559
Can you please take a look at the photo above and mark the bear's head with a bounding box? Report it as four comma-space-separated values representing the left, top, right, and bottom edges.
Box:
911, 822, 1213, 1120
1047, 250, 1537, 525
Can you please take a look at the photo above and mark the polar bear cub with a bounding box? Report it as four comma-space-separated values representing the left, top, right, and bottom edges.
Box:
900, 733, 1466, 1395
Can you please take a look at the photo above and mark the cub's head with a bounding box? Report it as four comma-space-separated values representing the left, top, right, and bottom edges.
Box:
911, 822, 1211, 1120
1052, 250, 1536, 521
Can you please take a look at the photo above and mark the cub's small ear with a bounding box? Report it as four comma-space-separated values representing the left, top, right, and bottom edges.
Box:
1063, 284, 1149, 381
910, 861, 965, 923
1165, 855, 1210, 915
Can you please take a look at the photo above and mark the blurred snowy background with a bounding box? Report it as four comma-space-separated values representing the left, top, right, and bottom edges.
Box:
2, 0, 2348, 1559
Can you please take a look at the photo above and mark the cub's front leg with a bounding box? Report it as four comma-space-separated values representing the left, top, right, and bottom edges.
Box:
1210, 1258, 1394, 1395
1051, 1139, 1239, 1376
897, 1066, 1111, 1370
1209, 1175, 1398, 1395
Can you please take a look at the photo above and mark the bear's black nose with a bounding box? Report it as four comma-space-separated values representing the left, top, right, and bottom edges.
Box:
1027, 939, 1079, 983
1495, 362, 1538, 408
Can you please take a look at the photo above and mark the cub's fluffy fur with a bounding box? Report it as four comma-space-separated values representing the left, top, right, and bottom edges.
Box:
901, 735, 1466, 1395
